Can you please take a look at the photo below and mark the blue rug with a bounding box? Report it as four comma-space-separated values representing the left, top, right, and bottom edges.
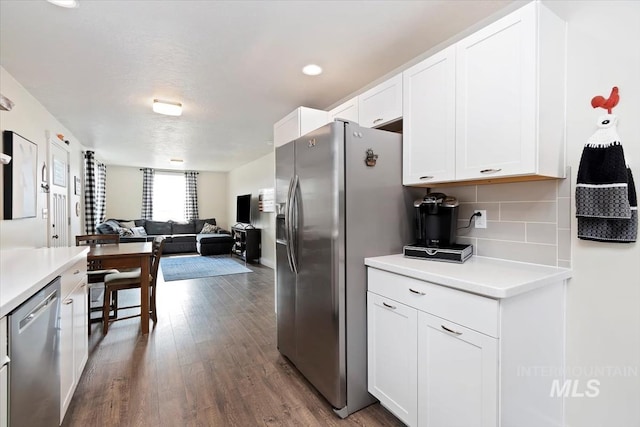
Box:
160, 255, 252, 281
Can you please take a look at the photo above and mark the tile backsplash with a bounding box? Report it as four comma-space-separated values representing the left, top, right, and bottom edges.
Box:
441, 170, 571, 268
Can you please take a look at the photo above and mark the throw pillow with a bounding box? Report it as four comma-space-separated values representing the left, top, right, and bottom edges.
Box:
117, 227, 133, 237
131, 226, 147, 237
200, 222, 220, 234
120, 220, 136, 229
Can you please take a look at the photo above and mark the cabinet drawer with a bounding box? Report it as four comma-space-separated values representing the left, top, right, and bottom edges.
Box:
367, 268, 499, 337
61, 259, 87, 298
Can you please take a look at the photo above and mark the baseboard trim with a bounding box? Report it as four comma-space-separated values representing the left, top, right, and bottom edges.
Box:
259, 258, 275, 269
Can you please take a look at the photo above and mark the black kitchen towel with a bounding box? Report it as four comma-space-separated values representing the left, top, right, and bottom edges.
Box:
578, 168, 637, 242
576, 115, 630, 219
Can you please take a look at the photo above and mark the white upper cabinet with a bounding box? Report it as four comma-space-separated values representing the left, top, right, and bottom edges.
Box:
403, 46, 456, 185
328, 97, 359, 123
456, 1, 566, 181
403, 1, 566, 186
273, 107, 328, 147
358, 73, 403, 128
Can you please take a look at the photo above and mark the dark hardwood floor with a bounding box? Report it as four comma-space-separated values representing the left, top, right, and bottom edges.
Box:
63, 256, 404, 427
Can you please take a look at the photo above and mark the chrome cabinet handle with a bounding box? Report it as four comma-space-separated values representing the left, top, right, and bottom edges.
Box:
382, 302, 396, 310
73, 269, 80, 275
373, 118, 384, 124
480, 168, 502, 174
409, 288, 426, 296
441, 325, 462, 335
63, 299, 73, 305
419, 175, 433, 180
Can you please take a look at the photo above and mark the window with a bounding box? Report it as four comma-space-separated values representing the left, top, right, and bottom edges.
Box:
152, 172, 185, 221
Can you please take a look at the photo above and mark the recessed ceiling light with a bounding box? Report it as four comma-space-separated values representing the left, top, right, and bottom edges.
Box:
153, 99, 183, 116
47, 0, 79, 8
302, 64, 323, 76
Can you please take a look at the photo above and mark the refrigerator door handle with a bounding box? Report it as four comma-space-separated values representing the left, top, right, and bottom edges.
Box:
290, 174, 300, 274
285, 176, 295, 272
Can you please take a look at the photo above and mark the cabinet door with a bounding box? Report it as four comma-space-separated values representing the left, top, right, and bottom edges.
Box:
328, 97, 359, 123
299, 107, 328, 137
418, 312, 498, 427
72, 279, 88, 382
403, 46, 456, 185
0, 365, 6, 427
60, 291, 75, 422
367, 292, 418, 427
358, 73, 402, 128
273, 109, 300, 148
60, 279, 89, 423
455, 2, 536, 180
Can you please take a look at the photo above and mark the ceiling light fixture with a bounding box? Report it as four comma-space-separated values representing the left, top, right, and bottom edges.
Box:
169, 158, 184, 164
302, 64, 323, 76
153, 99, 183, 116
46, 0, 79, 8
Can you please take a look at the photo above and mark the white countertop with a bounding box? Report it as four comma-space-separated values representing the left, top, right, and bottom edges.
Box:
0, 246, 88, 317
364, 254, 572, 299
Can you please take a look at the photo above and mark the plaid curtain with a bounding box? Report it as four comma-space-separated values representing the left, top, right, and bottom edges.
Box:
83, 152, 107, 233
96, 163, 107, 225
141, 168, 154, 220
184, 171, 199, 221
83, 151, 97, 233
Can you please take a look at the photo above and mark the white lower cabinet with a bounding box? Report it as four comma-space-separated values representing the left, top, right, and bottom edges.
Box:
417, 312, 497, 427
0, 365, 6, 427
367, 266, 565, 427
0, 315, 7, 427
367, 293, 418, 426
60, 262, 88, 424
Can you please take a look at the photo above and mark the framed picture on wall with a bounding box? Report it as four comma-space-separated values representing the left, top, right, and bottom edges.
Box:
2, 131, 38, 219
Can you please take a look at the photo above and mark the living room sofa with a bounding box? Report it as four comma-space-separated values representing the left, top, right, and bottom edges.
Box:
96, 218, 234, 255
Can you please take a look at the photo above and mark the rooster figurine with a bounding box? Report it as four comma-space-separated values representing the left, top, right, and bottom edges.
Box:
591, 86, 619, 114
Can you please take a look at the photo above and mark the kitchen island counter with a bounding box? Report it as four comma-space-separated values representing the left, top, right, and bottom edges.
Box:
0, 246, 88, 317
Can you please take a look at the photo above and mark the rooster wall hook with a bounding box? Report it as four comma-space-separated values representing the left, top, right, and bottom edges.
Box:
591, 86, 619, 114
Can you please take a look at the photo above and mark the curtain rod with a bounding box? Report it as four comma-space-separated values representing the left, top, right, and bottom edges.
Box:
139, 168, 199, 174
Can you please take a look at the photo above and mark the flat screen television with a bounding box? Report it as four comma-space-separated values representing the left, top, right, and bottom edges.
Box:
236, 194, 252, 224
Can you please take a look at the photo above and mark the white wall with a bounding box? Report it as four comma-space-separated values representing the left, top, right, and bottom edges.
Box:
545, 2, 640, 426
104, 165, 142, 220
227, 152, 275, 268
0, 67, 84, 249
198, 171, 228, 229
105, 165, 228, 226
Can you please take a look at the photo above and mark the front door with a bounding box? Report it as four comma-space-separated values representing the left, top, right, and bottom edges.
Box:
48, 138, 70, 247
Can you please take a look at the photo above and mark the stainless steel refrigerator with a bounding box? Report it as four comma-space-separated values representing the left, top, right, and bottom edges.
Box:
275, 120, 413, 417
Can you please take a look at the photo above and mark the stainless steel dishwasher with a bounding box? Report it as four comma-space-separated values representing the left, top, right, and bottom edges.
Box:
9, 277, 61, 427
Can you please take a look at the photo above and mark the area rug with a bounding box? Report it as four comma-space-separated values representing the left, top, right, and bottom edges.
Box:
160, 255, 252, 281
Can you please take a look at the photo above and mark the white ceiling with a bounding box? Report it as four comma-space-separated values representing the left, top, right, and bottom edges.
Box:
0, 0, 513, 172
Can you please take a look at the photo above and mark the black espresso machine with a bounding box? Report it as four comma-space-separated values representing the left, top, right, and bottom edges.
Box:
403, 192, 473, 263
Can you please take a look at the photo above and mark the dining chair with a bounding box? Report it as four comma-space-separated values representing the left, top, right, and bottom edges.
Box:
75, 233, 121, 335
101, 236, 165, 334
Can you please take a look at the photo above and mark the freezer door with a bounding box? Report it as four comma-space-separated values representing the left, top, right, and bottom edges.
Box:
275, 141, 297, 359
275, 142, 295, 216
293, 122, 346, 409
